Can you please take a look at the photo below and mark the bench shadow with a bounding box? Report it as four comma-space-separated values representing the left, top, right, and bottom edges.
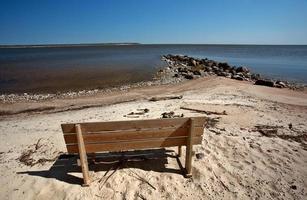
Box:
17, 148, 185, 185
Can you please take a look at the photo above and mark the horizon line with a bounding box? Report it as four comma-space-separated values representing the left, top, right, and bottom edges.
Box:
1, 42, 307, 48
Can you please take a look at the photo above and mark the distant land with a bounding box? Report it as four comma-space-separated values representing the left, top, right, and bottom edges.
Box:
1, 43, 307, 48
0, 43, 141, 48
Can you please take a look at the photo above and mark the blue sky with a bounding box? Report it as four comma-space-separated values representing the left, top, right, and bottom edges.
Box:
0, 0, 307, 45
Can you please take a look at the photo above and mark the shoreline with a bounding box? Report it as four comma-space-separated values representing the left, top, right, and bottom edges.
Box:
1, 54, 307, 118
1, 75, 306, 199
1, 76, 307, 119
1, 54, 306, 101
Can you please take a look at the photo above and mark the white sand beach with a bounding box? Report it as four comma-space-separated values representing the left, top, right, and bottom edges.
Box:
0, 77, 306, 200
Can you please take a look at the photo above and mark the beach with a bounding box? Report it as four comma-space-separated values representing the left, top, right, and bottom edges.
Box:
0, 76, 306, 199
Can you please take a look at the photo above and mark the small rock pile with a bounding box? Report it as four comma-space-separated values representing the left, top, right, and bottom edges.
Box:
159, 54, 300, 89
161, 54, 257, 81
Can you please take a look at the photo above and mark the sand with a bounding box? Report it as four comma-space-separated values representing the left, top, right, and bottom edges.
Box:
0, 77, 306, 200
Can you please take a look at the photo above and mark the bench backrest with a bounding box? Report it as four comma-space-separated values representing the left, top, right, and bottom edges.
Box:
61, 117, 205, 153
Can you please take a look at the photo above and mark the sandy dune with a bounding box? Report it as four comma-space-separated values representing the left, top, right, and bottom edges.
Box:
0, 77, 306, 200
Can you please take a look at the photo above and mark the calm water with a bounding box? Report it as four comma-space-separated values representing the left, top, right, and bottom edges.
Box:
1, 44, 307, 93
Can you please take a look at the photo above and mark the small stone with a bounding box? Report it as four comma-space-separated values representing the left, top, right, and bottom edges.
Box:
290, 185, 297, 190
196, 153, 205, 159
288, 123, 293, 129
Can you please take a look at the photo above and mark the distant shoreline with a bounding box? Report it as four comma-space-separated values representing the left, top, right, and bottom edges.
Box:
0, 43, 141, 48
1, 43, 307, 49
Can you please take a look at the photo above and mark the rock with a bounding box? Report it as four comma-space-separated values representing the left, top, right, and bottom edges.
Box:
184, 74, 194, 79
192, 70, 201, 76
178, 67, 188, 73
225, 73, 232, 78
204, 67, 212, 72
275, 81, 286, 88
217, 71, 231, 77
231, 75, 244, 81
255, 79, 274, 87
207, 61, 215, 67
212, 66, 219, 72
189, 59, 197, 66
290, 185, 297, 190
229, 68, 235, 74
236, 66, 249, 73
218, 62, 231, 70
288, 123, 293, 129
200, 58, 208, 65
251, 73, 261, 80
195, 153, 205, 159
202, 72, 209, 76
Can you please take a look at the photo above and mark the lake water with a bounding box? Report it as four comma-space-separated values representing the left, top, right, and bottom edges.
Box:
0, 44, 307, 93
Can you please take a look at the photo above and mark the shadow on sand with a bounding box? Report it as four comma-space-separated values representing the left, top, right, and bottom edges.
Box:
17, 148, 185, 186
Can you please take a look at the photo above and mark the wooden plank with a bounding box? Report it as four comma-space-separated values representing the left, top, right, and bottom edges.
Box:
178, 146, 182, 157
61, 117, 205, 134
76, 124, 90, 186
66, 137, 202, 153
185, 118, 195, 177
64, 126, 204, 144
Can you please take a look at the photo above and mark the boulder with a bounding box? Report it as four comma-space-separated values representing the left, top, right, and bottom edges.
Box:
225, 73, 232, 78
218, 62, 231, 70
236, 66, 249, 73
192, 70, 201, 76
204, 66, 212, 72
203, 72, 209, 76
275, 81, 287, 88
251, 73, 261, 80
212, 66, 219, 72
200, 58, 208, 65
184, 74, 194, 79
255, 79, 274, 87
178, 67, 188, 73
207, 61, 215, 67
188, 59, 197, 67
217, 71, 230, 77
231, 75, 244, 81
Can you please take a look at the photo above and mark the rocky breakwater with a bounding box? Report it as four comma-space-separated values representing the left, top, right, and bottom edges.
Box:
159, 54, 301, 89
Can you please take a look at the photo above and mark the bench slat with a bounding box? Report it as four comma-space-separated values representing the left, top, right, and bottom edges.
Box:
64, 126, 204, 144
66, 136, 202, 153
61, 117, 205, 134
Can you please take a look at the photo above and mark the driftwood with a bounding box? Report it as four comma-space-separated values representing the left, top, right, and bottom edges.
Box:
252, 125, 284, 137
180, 107, 227, 115
124, 108, 149, 118
149, 95, 183, 102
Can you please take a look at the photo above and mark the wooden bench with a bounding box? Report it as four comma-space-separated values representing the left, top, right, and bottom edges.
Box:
61, 117, 205, 186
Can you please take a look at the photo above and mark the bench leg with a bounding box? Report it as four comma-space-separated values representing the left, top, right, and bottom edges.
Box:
76, 124, 91, 186
178, 146, 182, 157
88, 153, 96, 164
185, 119, 195, 178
